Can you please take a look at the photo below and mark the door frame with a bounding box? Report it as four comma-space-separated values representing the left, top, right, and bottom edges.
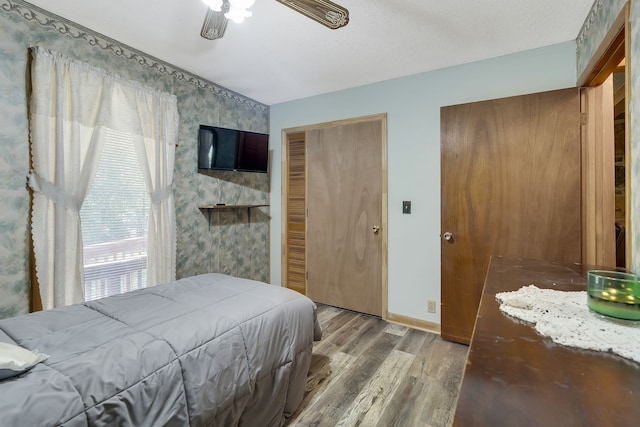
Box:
578, 2, 631, 267
281, 113, 389, 319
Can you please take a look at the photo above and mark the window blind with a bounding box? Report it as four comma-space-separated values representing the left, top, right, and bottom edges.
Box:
80, 129, 149, 301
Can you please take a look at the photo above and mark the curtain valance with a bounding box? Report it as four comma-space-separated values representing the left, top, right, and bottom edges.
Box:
31, 46, 178, 143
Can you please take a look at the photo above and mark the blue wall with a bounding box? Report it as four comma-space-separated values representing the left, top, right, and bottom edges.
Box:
270, 41, 578, 324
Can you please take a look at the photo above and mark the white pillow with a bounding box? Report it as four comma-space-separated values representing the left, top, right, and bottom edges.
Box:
0, 342, 49, 380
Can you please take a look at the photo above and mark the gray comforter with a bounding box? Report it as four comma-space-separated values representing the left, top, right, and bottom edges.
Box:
0, 273, 321, 426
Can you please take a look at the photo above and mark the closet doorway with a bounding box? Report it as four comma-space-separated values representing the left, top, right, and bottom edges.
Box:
281, 114, 388, 317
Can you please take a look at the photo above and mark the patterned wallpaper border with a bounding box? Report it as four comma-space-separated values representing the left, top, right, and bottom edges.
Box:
2, 0, 268, 113
576, 0, 605, 52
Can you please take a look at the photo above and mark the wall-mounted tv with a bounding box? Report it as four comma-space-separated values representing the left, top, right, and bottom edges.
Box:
198, 125, 269, 173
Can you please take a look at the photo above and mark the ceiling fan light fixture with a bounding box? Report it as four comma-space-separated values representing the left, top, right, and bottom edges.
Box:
202, 0, 223, 12
201, 4, 228, 40
225, 8, 252, 23
201, 0, 349, 41
225, 0, 255, 23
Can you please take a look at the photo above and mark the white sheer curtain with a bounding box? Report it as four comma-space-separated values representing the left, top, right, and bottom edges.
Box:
132, 97, 177, 286
29, 47, 179, 309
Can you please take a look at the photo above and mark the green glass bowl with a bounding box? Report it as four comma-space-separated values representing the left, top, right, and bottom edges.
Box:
587, 270, 640, 320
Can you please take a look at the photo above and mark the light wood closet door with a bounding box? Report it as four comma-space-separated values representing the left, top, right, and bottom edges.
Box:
306, 120, 383, 316
285, 133, 306, 294
441, 88, 582, 344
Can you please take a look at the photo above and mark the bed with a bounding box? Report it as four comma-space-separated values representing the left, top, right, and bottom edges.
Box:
0, 273, 321, 426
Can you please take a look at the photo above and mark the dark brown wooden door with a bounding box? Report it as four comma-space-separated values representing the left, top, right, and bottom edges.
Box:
306, 119, 383, 316
440, 88, 582, 344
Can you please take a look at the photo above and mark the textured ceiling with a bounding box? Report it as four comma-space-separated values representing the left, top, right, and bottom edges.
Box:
24, 0, 595, 105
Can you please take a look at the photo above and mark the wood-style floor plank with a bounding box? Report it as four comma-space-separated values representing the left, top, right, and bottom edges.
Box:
286, 305, 468, 427
336, 349, 414, 426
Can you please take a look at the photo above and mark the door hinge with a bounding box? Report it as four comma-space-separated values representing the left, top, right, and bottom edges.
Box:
581, 112, 587, 126
305, 271, 308, 280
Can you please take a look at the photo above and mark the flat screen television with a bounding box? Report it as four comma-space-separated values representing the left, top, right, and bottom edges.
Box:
198, 125, 269, 173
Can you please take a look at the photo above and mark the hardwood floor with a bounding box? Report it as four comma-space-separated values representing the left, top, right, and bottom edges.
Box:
286, 305, 469, 427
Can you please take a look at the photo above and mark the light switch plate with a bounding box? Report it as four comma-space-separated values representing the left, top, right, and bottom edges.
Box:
402, 201, 411, 214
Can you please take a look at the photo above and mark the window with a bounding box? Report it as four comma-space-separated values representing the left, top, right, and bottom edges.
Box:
80, 129, 149, 301
30, 48, 177, 309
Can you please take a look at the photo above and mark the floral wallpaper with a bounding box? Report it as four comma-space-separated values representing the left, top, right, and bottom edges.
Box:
577, 0, 640, 273
576, 0, 627, 78
0, 0, 269, 319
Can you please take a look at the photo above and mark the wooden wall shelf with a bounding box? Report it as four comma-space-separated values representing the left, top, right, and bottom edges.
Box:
199, 204, 269, 227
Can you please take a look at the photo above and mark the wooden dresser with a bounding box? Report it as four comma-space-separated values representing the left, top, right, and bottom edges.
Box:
453, 256, 640, 427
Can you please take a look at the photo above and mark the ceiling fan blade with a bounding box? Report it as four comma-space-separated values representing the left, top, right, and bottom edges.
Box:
276, 0, 349, 29
201, 6, 228, 40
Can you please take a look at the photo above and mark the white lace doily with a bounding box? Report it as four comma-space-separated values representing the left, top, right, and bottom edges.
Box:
495, 285, 640, 363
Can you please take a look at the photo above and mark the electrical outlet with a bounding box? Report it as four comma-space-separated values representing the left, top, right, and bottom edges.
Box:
427, 300, 436, 313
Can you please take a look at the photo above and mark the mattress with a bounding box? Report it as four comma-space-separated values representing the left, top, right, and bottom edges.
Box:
0, 273, 321, 426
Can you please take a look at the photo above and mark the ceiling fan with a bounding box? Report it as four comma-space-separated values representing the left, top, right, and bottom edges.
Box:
200, 0, 349, 40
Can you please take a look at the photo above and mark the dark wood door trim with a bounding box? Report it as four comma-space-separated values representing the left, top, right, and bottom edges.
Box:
578, 3, 627, 88
578, 2, 631, 268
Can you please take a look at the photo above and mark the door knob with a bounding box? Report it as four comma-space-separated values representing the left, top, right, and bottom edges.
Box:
443, 231, 453, 241
372, 225, 380, 234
